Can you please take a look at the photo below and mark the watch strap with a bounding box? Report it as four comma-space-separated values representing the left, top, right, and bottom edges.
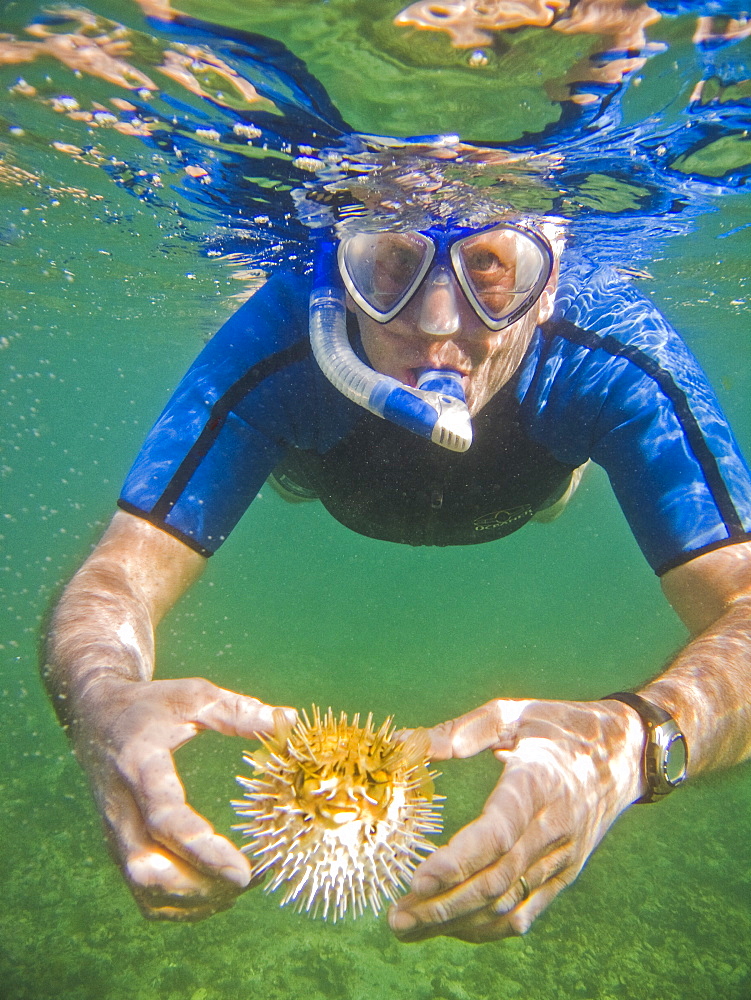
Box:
603, 691, 672, 727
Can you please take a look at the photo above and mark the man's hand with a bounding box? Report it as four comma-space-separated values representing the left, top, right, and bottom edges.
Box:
42, 511, 299, 921
389, 697, 645, 943
70, 674, 296, 921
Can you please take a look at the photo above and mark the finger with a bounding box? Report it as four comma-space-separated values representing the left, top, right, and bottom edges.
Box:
193, 685, 298, 740
389, 901, 519, 944
125, 846, 244, 921
492, 842, 575, 917
126, 844, 232, 896
502, 872, 573, 936
408, 760, 545, 898
392, 771, 570, 939
426, 699, 531, 760
391, 852, 575, 945
119, 741, 252, 886
140, 902, 233, 923
407, 813, 519, 902
96, 768, 247, 920
390, 887, 534, 944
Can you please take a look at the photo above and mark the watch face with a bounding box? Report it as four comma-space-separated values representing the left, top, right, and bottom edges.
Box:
664, 733, 688, 786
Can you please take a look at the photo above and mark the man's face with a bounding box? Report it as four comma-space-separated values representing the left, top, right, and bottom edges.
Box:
351, 262, 558, 417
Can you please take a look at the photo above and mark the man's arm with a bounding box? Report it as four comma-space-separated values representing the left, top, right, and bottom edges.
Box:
42, 509, 296, 921
44, 510, 206, 717
388, 540, 751, 943
647, 538, 751, 770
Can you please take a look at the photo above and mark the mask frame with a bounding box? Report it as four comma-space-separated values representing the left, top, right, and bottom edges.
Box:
338, 222, 554, 331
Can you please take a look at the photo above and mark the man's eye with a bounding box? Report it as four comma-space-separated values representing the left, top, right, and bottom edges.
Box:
465, 252, 515, 289
376, 245, 421, 285
390, 248, 418, 273
470, 250, 499, 271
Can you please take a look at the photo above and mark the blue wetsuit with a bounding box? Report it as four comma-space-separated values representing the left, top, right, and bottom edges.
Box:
119, 257, 751, 576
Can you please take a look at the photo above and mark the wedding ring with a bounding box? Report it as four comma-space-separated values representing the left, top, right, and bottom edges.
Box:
518, 875, 531, 902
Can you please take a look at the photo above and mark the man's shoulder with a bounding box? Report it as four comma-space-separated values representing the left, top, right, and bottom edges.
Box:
212, 268, 311, 354
516, 254, 704, 426
551, 256, 679, 347
545, 255, 700, 382
554, 257, 649, 326
179, 267, 314, 393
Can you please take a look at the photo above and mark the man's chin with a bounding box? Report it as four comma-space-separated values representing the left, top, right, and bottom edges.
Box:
465, 380, 498, 418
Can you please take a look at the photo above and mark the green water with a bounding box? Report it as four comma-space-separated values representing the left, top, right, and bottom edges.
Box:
1, 1, 751, 998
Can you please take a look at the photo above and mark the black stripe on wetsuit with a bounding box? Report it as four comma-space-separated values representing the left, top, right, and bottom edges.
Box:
544, 318, 751, 573
117, 338, 311, 556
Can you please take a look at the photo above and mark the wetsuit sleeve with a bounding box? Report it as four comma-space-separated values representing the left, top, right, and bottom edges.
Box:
118, 272, 312, 556
534, 266, 751, 575
590, 337, 751, 575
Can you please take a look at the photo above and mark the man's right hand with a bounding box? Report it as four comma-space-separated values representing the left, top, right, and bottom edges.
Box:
42, 511, 298, 920
70, 674, 296, 921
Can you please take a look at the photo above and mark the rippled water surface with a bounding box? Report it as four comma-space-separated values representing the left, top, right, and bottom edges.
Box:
1, 1, 751, 998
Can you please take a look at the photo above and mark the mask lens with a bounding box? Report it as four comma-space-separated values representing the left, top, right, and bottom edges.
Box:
340, 232, 432, 319
454, 227, 551, 326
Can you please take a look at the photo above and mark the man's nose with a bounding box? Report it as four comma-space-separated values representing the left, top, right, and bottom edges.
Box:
417, 265, 461, 337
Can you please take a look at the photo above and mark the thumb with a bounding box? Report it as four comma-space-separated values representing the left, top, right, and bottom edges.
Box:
426, 698, 532, 760
194, 685, 298, 740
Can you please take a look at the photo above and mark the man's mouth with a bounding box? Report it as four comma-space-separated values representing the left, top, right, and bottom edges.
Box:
407, 366, 469, 388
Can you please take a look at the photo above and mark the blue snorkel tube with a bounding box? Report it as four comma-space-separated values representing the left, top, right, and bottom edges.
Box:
309, 239, 473, 453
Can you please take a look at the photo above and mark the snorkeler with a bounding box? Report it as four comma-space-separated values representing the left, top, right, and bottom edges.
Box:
19, 0, 750, 940
42, 197, 751, 938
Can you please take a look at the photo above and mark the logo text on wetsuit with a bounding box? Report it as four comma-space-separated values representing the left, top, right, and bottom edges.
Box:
473, 505, 533, 532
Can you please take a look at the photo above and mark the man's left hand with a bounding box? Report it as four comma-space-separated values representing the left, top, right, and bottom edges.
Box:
389, 697, 646, 943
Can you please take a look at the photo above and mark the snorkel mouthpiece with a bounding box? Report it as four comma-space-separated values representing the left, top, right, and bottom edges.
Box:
309, 239, 473, 453
415, 368, 465, 400
413, 369, 472, 451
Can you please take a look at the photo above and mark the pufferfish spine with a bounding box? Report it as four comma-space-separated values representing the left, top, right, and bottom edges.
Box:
231, 706, 443, 922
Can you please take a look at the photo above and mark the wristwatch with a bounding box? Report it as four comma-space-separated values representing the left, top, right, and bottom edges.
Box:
602, 691, 688, 804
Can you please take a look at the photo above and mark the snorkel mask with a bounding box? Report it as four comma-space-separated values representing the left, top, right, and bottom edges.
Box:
309, 221, 553, 453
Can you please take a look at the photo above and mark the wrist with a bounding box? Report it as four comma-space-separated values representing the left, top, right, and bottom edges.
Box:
600, 698, 650, 803
64, 671, 140, 740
